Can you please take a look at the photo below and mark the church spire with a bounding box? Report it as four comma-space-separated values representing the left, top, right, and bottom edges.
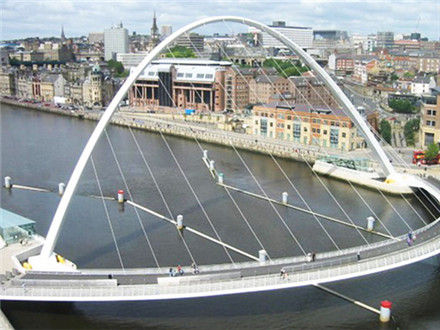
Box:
151, 11, 159, 36
61, 25, 66, 43
149, 11, 160, 48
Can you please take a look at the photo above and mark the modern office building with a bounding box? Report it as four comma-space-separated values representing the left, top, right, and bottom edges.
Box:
88, 32, 104, 44
376, 31, 394, 49
116, 53, 148, 69
104, 23, 129, 60
249, 21, 313, 50
174, 33, 205, 52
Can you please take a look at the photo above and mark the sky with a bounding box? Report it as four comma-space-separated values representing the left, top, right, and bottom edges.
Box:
1, 0, 439, 41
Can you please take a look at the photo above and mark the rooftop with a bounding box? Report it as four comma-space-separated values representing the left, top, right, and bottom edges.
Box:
152, 58, 231, 67
0, 208, 35, 230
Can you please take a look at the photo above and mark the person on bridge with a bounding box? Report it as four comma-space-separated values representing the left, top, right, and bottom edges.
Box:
191, 263, 200, 274
280, 268, 288, 279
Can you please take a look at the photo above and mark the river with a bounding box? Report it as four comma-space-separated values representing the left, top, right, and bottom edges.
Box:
1, 103, 440, 329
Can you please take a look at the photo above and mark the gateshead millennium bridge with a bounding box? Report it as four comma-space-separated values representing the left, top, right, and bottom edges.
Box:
2, 16, 440, 303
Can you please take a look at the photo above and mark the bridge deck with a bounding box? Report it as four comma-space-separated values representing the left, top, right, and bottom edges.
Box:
2, 216, 440, 301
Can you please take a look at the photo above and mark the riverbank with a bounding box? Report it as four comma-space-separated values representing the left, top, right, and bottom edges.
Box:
2, 98, 439, 182
1, 98, 320, 164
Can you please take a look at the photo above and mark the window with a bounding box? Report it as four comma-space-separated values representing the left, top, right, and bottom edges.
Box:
427, 110, 437, 116
312, 128, 316, 133
425, 132, 434, 146
287, 115, 292, 120
342, 132, 346, 138
205, 74, 213, 79
185, 73, 193, 78
177, 73, 184, 78
317, 129, 320, 134
287, 125, 291, 130
293, 123, 301, 142
323, 130, 327, 135
330, 128, 339, 148
426, 120, 436, 127
196, 73, 204, 79
304, 127, 308, 132
270, 122, 273, 127
260, 118, 267, 136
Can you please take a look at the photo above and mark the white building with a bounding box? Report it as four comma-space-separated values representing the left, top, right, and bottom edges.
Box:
411, 76, 436, 96
88, 32, 104, 44
104, 23, 129, 61
249, 21, 313, 49
116, 52, 148, 69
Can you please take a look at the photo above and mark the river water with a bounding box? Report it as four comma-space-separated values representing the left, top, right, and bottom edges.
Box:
1, 103, 440, 329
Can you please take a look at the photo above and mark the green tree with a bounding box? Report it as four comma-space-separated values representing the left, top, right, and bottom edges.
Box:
390, 73, 399, 81
388, 98, 415, 113
107, 59, 125, 76
425, 143, 440, 161
262, 58, 309, 77
379, 119, 392, 144
403, 118, 420, 146
165, 46, 196, 58
403, 71, 415, 79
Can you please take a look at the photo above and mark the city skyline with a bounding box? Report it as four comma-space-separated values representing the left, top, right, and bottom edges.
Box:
1, 0, 440, 41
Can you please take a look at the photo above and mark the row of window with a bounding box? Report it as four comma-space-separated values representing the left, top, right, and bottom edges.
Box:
176, 73, 214, 79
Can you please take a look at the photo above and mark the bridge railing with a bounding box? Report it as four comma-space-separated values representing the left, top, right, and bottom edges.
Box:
4, 229, 440, 300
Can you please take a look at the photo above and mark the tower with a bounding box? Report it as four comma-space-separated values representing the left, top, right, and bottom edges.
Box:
61, 25, 66, 44
149, 11, 160, 49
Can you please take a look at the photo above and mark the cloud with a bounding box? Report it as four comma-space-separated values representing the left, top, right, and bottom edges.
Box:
1, 0, 439, 40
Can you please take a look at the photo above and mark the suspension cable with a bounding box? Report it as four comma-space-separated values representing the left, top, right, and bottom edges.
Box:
90, 155, 125, 270
218, 22, 372, 245
158, 130, 236, 265
128, 126, 198, 265
220, 23, 415, 237
160, 41, 272, 260
104, 129, 161, 269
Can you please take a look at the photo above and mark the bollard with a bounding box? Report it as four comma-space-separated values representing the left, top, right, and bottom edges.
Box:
176, 214, 184, 230
4, 176, 12, 189
258, 249, 268, 263
366, 216, 375, 231
282, 192, 288, 204
380, 300, 392, 322
209, 160, 215, 171
218, 173, 224, 184
117, 190, 125, 203
203, 149, 208, 160
58, 183, 65, 196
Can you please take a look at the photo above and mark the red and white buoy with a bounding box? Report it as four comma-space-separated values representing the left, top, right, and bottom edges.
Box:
117, 189, 125, 203
380, 300, 392, 322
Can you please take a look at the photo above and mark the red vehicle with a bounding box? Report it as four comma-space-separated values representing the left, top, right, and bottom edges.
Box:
412, 150, 440, 165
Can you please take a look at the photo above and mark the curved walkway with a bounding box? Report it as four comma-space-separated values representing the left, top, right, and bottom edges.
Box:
2, 213, 440, 302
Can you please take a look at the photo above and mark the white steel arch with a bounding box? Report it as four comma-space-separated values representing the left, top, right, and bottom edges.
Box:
38, 16, 396, 262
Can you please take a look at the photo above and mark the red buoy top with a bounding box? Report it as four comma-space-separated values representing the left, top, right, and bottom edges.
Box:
118, 190, 124, 194
381, 300, 392, 309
